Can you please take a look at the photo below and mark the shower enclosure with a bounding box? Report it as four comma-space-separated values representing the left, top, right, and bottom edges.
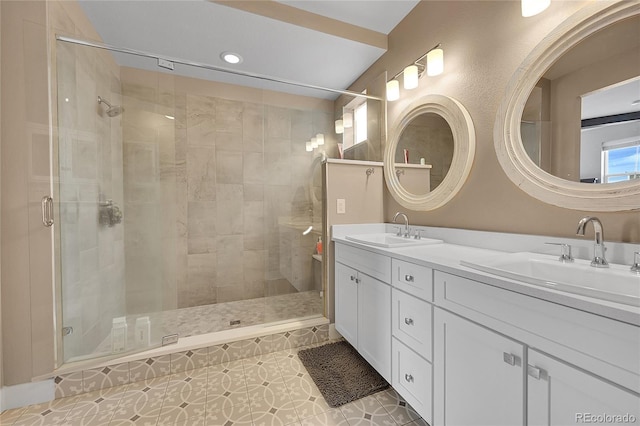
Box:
54, 37, 342, 364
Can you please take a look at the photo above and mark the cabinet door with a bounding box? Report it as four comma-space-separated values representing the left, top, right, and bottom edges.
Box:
335, 262, 358, 347
528, 349, 640, 426
434, 308, 524, 426
358, 272, 392, 382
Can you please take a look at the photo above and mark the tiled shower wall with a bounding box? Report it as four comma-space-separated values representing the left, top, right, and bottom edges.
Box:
56, 41, 126, 361
121, 69, 334, 313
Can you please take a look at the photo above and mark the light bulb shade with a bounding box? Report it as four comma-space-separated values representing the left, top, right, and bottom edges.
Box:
343, 112, 353, 128
305, 141, 313, 152
335, 119, 344, 134
521, 0, 550, 17
386, 79, 400, 101
403, 65, 419, 90
427, 48, 444, 76
316, 133, 325, 145
311, 137, 318, 149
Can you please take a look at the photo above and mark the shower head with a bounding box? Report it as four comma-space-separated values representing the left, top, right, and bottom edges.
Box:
97, 96, 124, 117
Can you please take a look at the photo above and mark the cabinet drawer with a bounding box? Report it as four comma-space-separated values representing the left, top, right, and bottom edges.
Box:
392, 337, 432, 424
335, 243, 391, 283
392, 259, 432, 301
392, 289, 432, 361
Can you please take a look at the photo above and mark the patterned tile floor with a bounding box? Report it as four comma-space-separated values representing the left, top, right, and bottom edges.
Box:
1, 343, 428, 426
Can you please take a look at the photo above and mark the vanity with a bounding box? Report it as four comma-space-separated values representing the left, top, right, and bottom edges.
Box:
335, 2, 640, 424
333, 223, 640, 426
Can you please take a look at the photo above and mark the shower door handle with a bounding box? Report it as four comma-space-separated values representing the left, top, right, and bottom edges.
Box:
41, 196, 54, 227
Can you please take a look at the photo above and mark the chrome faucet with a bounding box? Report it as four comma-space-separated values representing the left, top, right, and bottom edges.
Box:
576, 216, 609, 268
393, 212, 410, 238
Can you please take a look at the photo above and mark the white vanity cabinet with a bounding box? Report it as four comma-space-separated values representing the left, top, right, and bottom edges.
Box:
434, 270, 640, 426
334, 243, 392, 382
333, 232, 640, 426
434, 308, 525, 426
527, 350, 640, 426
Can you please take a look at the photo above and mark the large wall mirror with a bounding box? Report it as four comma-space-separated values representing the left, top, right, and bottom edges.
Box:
495, 1, 640, 211
384, 94, 475, 210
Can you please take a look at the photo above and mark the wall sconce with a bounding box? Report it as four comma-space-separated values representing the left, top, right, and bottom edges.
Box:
335, 119, 344, 134
386, 44, 443, 101
521, 0, 550, 17
316, 133, 325, 146
306, 141, 313, 152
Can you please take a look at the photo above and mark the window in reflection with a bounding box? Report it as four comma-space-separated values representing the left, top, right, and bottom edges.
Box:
602, 141, 640, 183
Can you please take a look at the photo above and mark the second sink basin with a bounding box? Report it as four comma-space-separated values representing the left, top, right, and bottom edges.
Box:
345, 233, 443, 248
461, 252, 640, 307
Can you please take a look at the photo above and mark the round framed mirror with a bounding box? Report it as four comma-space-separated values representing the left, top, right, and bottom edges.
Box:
494, 1, 640, 211
384, 94, 475, 210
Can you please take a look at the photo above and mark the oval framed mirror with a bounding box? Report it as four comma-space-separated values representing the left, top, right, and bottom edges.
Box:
384, 94, 475, 210
494, 1, 640, 211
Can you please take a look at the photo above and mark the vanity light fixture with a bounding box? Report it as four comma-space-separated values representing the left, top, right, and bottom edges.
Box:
305, 141, 313, 152
311, 137, 318, 149
427, 47, 444, 76
316, 134, 325, 146
335, 119, 344, 134
521, 0, 550, 17
386, 79, 400, 101
404, 65, 419, 89
386, 44, 443, 101
220, 51, 243, 64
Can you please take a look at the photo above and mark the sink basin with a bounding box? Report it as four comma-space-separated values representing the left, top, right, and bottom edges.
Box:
345, 233, 443, 248
461, 252, 640, 307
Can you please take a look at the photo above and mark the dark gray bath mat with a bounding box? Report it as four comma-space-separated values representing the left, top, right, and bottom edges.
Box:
298, 340, 389, 407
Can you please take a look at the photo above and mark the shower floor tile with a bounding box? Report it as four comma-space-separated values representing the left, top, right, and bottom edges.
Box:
89, 291, 324, 359
3, 343, 429, 426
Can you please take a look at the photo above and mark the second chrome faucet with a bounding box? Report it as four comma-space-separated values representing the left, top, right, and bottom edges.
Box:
393, 212, 410, 238
576, 216, 609, 268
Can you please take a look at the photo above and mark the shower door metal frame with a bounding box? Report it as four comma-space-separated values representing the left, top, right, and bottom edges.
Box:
55, 35, 384, 101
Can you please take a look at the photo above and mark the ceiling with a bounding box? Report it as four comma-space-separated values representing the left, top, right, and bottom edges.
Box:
76, 0, 420, 100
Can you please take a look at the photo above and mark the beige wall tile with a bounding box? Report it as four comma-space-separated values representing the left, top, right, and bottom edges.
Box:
216, 151, 243, 184
187, 146, 216, 201
215, 184, 244, 235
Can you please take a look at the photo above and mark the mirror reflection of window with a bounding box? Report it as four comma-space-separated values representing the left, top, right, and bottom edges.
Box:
355, 102, 367, 144
602, 140, 640, 183
580, 77, 640, 183
341, 99, 367, 151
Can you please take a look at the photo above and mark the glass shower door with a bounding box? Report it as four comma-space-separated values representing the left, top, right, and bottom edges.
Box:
55, 40, 177, 363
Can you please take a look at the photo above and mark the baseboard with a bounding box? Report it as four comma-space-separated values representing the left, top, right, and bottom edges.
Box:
1, 379, 54, 411
329, 322, 342, 340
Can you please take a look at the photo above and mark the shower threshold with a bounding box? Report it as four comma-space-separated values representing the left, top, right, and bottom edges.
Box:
68, 290, 324, 364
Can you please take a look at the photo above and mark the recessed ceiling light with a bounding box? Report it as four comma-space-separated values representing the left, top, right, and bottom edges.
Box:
632, 99, 640, 106
221, 52, 242, 65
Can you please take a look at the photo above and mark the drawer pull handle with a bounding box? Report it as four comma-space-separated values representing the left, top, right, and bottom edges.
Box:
350, 275, 356, 281
503, 352, 517, 366
404, 317, 414, 326
404, 274, 414, 282
528, 365, 542, 380
404, 373, 414, 383
355, 278, 360, 284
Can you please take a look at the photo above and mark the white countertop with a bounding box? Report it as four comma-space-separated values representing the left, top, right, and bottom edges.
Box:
332, 224, 640, 326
